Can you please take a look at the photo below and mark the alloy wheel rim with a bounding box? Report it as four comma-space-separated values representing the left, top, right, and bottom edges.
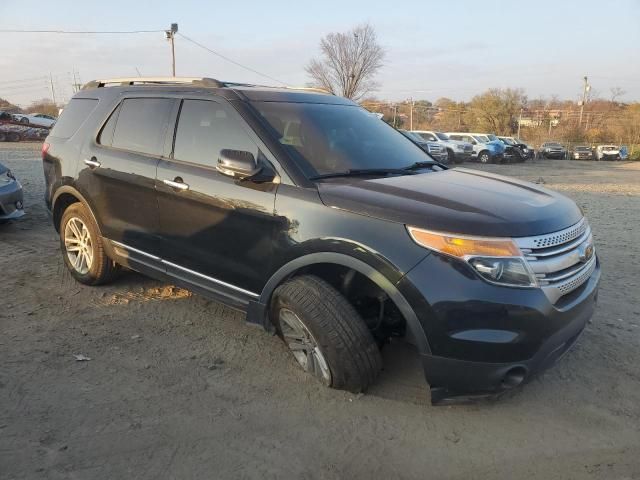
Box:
64, 217, 94, 275
278, 308, 332, 384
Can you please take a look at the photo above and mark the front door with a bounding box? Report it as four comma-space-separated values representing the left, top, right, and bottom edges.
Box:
156, 98, 280, 305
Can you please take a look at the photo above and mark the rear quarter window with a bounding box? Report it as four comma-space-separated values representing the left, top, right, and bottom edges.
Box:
49, 98, 99, 139
110, 98, 174, 156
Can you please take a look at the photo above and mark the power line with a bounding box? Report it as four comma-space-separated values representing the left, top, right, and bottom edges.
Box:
0, 29, 165, 34
177, 32, 288, 86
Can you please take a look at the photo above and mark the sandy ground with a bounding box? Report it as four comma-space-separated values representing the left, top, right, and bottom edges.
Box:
1, 143, 639, 480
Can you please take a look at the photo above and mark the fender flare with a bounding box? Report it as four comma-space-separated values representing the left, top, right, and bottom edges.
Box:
251, 252, 431, 355
51, 185, 99, 230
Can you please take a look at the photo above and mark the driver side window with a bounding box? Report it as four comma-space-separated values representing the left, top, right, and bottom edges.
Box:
173, 100, 259, 168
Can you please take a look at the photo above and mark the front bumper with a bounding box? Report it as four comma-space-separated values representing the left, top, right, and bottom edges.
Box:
397, 252, 600, 403
0, 180, 25, 220
453, 151, 473, 162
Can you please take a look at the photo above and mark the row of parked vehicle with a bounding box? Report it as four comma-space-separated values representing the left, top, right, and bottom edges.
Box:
399, 129, 534, 164
539, 142, 629, 161
0, 110, 57, 128
0, 110, 56, 142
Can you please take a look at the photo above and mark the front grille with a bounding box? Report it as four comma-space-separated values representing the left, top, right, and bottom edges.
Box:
515, 218, 596, 304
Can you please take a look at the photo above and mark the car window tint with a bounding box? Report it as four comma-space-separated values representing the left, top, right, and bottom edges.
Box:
111, 98, 174, 156
49, 98, 99, 139
173, 100, 257, 166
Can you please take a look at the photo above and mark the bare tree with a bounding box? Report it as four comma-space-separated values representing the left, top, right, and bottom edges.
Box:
306, 24, 385, 100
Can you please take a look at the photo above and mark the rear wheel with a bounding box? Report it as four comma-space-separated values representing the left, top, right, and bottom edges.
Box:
271, 275, 382, 392
60, 203, 119, 285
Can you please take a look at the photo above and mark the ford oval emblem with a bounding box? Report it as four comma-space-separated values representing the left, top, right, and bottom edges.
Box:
578, 241, 594, 262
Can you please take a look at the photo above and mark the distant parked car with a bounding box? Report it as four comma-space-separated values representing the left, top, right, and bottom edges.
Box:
12, 113, 57, 128
0, 161, 25, 222
595, 145, 622, 161
498, 136, 533, 160
571, 145, 593, 160
538, 142, 566, 159
0, 111, 16, 123
399, 130, 449, 163
619, 146, 629, 160
483, 134, 519, 162
447, 132, 505, 163
411, 130, 473, 163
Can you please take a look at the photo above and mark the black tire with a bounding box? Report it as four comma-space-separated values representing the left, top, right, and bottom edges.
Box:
271, 275, 383, 392
0, 132, 6, 142
446, 149, 455, 164
478, 151, 490, 163
59, 202, 119, 285
20, 117, 29, 125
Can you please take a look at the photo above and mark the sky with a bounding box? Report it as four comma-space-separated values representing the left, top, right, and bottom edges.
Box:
1, 0, 639, 107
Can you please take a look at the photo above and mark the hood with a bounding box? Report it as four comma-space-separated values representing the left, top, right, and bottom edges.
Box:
317, 168, 582, 237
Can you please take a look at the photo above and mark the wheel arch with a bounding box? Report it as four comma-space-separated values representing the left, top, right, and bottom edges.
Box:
250, 252, 431, 355
52, 186, 98, 233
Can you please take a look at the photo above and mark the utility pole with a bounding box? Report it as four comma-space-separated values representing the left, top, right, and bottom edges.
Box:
579, 76, 590, 128
49, 73, 57, 105
517, 108, 523, 138
392, 103, 397, 127
166, 23, 178, 76
409, 98, 414, 131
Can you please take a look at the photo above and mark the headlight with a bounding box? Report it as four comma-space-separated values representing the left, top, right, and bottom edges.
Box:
522, 148, 528, 153
406, 227, 537, 287
6, 169, 15, 180
453, 144, 464, 151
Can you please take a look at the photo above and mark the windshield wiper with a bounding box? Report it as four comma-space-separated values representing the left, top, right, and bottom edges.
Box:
402, 161, 438, 171
309, 168, 417, 180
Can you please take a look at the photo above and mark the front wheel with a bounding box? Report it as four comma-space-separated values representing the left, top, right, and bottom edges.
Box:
478, 151, 490, 163
271, 275, 382, 392
60, 202, 119, 285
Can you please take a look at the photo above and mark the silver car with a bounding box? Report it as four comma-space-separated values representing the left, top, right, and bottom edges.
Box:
0, 162, 25, 222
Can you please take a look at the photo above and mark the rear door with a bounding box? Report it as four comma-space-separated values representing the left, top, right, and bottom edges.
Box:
82, 96, 176, 264
155, 98, 280, 304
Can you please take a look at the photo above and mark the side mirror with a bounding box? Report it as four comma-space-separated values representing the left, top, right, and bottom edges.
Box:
217, 149, 259, 179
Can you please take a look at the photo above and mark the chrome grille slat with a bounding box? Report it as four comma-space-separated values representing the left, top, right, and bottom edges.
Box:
515, 218, 588, 250
523, 228, 590, 258
515, 218, 596, 304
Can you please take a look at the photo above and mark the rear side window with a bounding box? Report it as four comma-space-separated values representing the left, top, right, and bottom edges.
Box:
111, 98, 174, 156
173, 100, 257, 166
49, 98, 98, 139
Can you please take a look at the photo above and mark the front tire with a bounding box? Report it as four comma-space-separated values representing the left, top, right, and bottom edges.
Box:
271, 275, 382, 392
59, 203, 118, 285
478, 151, 490, 163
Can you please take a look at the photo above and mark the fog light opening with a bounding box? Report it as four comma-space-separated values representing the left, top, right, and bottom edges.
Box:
501, 366, 527, 389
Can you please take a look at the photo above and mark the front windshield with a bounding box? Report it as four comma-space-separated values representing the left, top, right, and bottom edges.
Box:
575, 146, 590, 151
252, 102, 433, 177
435, 132, 449, 140
474, 135, 490, 143
486, 134, 498, 141
501, 137, 517, 145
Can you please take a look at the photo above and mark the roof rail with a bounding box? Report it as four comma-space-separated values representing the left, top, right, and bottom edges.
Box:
82, 77, 224, 90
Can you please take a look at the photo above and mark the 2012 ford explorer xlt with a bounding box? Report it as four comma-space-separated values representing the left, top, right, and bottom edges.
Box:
43, 77, 600, 403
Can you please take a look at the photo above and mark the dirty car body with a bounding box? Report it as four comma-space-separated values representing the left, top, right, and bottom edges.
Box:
43, 78, 600, 403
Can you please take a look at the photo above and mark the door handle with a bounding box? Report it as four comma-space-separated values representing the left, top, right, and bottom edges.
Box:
84, 157, 101, 168
163, 179, 189, 191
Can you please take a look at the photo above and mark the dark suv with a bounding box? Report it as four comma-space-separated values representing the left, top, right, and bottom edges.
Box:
43, 77, 600, 403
